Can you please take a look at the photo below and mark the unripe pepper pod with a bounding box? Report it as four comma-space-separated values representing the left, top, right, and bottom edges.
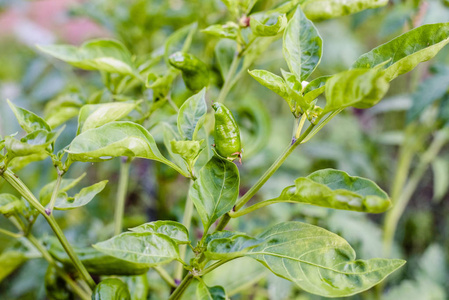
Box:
168, 51, 209, 93
212, 103, 242, 163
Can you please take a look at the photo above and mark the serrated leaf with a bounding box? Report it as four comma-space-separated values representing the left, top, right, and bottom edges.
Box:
189, 156, 239, 232
324, 68, 389, 113
353, 23, 449, 81
39, 173, 87, 206
93, 232, 180, 266
177, 89, 207, 140
7, 99, 51, 133
283, 6, 322, 82
53, 180, 108, 210
204, 231, 262, 260
269, 169, 391, 213
197, 282, 227, 300
0, 194, 25, 217
250, 14, 287, 37
38, 39, 137, 76
0, 251, 27, 283
247, 221, 405, 297
302, 0, 388, 22
77, 102, 138, 134
67, 121, 185, 175
129, 220, 189, 244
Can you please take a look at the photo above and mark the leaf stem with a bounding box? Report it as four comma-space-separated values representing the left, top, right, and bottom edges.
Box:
0, 227, 22, 238
155, 266, 177, 288
27, 234, 91, 300
175, 181, 195, 282
1, 169, 96, 290
382, 128, 449, 256
216, 51, 241, 103
114, 157, 131, 236
46, 171, 63, 215
168, 273, 194, 300
215, 122, 315, 231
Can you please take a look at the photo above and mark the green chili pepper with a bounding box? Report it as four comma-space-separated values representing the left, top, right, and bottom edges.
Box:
212, 103, 242, 162
92, 278, 131, 300
45, 265, 74, 300
168, 51, 209, 92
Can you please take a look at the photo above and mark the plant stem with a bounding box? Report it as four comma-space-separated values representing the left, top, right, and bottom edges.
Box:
168, 273, 194, 300
175, 181, 194, 282
155, 266, 177, 288
0, 227, 22, 238
383, 129, 449, 256
229, 199, 279, 218
47, 172, 63, 214
114, 158, 131, 236
1, 169, 96, 290
27, 234, 91, 300
215, 122, 315, 232
216, 52, 241, 103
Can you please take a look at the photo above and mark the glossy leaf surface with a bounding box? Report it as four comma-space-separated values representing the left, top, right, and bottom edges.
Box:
177, 89, 207, 140
39, 173, 86, 206
189, 156, 239, 231
272, 169, 391, 213
77, 102, 138, 134
202, 23, 238, 39
303, 75, 330, 103
53, 180, 108, 210
283, 6, 322, 81
248, 69, 289, 99
353, 23, 449, 81
38, 39, 137, 76
247, 222, 405, 297
7, 99, 51, 133
129, 220, 189, 244
93, 232, 180, 266
302, 0, 388, 21
5, 129, 60, 158
205, 231, 262, 260
324, 68, 389, 112
250, 14, 287, 36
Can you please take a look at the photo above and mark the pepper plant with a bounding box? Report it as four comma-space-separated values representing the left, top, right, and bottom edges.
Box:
1, 0, 449, 299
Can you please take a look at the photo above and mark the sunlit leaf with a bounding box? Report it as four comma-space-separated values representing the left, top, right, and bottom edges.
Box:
129, 220, 190, 244
39, 173, 86, 206
7, 99, 51, 133
177, 89, 207, 140
250, 14, 287, 36
353, 23, 449, 81
53, 180, 108, 210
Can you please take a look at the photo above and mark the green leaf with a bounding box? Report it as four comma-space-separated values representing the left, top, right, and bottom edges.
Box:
7, 99, 51, 133
247, 221, 405, 297
93, 232, 180, 266
165, 22, 197, 63
303, 75, 331, 103
129, 220, 189, 244
406, 69, 449, 122
250, 14, 287, 36
39, 173, 86, 206
324, 68, 389, 113
197, 282, 227, 300
38, 39, 137, 76
5, 129, 61, 159
77, 102, 139, 134
202, 24, 238, 40
93, 278, 131, 300
53, 180, 108, 210
280, 69, 309, 110
215, 39, 236, 79
432, 156, 449, 203
302, 0, 388, 22
271, 169, 391, 213
177, 89, 207, 140
204, 231, 262, 260
283, 5, 322, 82
170, 140, 203, 169
0, 194, 25, 217
248, 69, 289, 99
44, 94, 83, 128
122, 275, 148, 300
353, 23, 449, 81
67, 121, 184, 175
0, 251, 27, 283
189, 156, 240, 232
